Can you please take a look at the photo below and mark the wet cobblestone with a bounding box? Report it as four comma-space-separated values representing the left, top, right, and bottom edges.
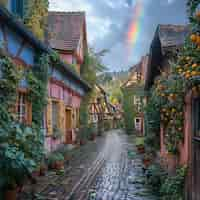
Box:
90, 133, 158, 200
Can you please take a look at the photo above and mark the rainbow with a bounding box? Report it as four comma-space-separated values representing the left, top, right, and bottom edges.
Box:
126, 0, 144, 60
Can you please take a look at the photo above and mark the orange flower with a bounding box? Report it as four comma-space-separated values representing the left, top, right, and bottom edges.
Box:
190, 34, 197, 43
196, 11, 200, 19
192, 63, 198, 68
191, 71, 197, 76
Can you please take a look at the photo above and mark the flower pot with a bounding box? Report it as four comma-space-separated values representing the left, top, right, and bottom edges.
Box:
5, 189, 17, 200
143, 159, 151, 168
49, 163, 57, 170
32, 170, 40, 177
137, 146, 145, 154
56, 161, 64, 170
40, 166, 47, 176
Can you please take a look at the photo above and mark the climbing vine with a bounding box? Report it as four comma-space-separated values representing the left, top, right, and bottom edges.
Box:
122, 88, 136, 134
0, 50, 50, 190
27, 54, 49, 128
147, 0, 200, 154
24, 0, 49, 40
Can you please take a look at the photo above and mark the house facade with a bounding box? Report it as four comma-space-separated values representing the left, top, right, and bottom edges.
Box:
0, 4, 90, 153
46, 11, 88, 149
122, 56, 148, 135
144, 24, 200, 199
89, 84, 117, 134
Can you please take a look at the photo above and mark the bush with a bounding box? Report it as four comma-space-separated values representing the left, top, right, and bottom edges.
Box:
160, 166, 187, 200
146, 164, 166, 193
47, 152, 64, 167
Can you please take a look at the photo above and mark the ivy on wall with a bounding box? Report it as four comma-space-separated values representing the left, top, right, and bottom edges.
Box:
122, 88, 136, 135
0, 50, 50, 190
24, 0, 49, 40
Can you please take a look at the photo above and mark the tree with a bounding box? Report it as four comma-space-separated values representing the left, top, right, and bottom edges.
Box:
80, 48, 107, 127
24, 0, 49, 40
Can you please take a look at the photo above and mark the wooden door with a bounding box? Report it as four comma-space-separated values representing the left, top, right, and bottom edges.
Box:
65, 108, 72, 144
191, 98, 200, 200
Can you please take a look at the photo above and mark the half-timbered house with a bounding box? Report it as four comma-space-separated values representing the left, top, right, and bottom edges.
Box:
46, 11, 88, 148
0, 4, 90, 153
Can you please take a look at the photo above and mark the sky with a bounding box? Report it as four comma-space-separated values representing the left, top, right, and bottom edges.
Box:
49, 0, 188, 71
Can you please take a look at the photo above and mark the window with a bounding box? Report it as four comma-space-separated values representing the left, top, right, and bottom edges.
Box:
11, 0, 24, 18
52, 101, 59, 128
134, 96, 142, 112
136, 72, 141, 81
17, 92, 31, 123
72, 56, 77, 65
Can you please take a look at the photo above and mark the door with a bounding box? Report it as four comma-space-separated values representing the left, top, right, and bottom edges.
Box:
65, 108, 72, 144
191, 98, 200, 200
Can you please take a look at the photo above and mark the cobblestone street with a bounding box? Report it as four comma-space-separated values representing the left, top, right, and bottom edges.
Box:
89, 130, 158, 200
19, 130, 158, 200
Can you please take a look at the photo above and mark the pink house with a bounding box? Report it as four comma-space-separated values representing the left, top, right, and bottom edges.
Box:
44, 11, 90, 152
47, 11, 87, 74
144, 24, 200, 199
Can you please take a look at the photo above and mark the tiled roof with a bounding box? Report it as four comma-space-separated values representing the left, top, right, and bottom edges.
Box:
158, 24, 189, 48
47, 11, 85, 51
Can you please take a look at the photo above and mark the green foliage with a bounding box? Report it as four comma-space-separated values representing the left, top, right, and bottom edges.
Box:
146, 164, 187, 199
146, 164, 166, 193
160, 166, 187, 200
24, 0, 49, 40
27, 54, 49, 128
122, 88, 135, 134
0, 54, 20, 111
144, 89, 161, 152
80, 49, 107, 127
47, 152, 64, 166
0, 52, 49, 189
52, 126, 63, 140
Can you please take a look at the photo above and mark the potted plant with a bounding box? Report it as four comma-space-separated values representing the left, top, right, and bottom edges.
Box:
39, 161, 47, 176
52, 126, 63, 140
88, 124, 96, 141
55, 153, 64, 170
0, 146, 36, 200
47, 153, 58, 170
135, 137, 145, 154
32, 165, 41, 177
143, 153, 152, 168
59, 146, 71, 163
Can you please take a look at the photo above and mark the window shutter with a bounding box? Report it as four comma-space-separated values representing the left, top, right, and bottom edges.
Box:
46, 98, 53, 136
26, 101, 32, 125
57, 100, 65, 134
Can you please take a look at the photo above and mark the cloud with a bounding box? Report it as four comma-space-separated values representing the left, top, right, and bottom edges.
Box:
49, 0, 187, 71
167, 0, 176, 4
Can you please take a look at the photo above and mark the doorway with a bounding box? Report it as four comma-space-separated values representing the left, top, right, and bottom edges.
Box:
191, 98, 200, 200
65, 108, 72, 144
